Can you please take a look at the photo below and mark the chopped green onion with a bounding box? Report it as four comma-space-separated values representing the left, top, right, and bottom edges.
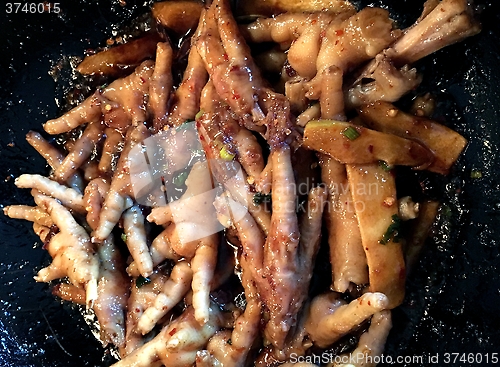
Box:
380, 214, 401, 245
195, 110, 204, 120
227, 338, 232, 345
121, 233, 127, 242
253, 192, 272, 206
219, 146, 235, 161
136, 275, 151, 288
441, 205, 452, 219
470, 169, 483, 179
342, 126, 360, 141
172, 171, 189, 187
379, 160, 393, 172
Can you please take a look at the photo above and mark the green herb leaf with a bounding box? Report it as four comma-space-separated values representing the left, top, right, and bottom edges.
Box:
470, 169, 483, 179
219, 146, 235, 161
227, 338, 232, 345
380, 214, 402, 245
441, 205, 452, 219
195, 110, 204, 120
121, 233, 127, 242
342, 126, 360, 141
378, 160, 393, 172
136, 276, 151, 288
172, 171, 189, 187
253, 192, 272, 206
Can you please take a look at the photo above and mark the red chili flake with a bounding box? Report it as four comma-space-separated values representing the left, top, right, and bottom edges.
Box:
223, 53, 229, 62
169, 327, 177, 336
135, 308, 141, 313
368, 300, 371, 306
232, 92, 240, 100
320, 30, 326, 38
335, 29, 344, 36
368, 145, 374, 153
140, 77, 146, 84
311, 19, 317, 25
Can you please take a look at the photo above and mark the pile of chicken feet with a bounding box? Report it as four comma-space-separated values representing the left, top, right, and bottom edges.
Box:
5, 0, 479, 366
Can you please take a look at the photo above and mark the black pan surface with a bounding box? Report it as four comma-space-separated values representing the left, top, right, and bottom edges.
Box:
1, 1, 499, 366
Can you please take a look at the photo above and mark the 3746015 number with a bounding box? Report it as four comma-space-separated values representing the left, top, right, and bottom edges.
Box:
443, 353, 498, 364
6, 3, 60, 14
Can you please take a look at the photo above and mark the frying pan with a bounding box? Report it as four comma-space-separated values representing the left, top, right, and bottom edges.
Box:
1, 1, 499, 366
